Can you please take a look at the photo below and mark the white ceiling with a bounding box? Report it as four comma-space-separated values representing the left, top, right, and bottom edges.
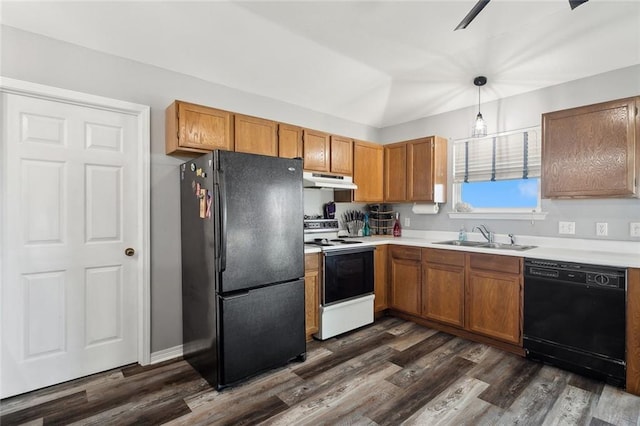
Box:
2, 0, 639, 128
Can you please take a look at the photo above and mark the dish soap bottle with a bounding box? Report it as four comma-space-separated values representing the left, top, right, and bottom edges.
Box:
393, 212, 402, 237
363, 213, 370, 236
458, 226, 467, 241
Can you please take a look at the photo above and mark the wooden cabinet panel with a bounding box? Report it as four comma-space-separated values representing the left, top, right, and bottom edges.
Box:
422, 247, 464, 267
334, 140, 383, 203
305, 252, 320, 270
468, 253, 521, 274
166, 101, 234, 154
278, 124, 303, 159
466, 268, 522, 345
390, 246, 422, 261
330, 135, 353, 175
627, 268, 640, 396
384, 136, 447, 203
234, 114, 277, 157
542, 96, 639, 198
390, 246, 421, 316
408, 138, 434, 201
422, 260, 465, 328
384, 142, 407, 202
304, 253, 320, 340
407, 136, 448, 202
353, 141, 384, 202
303, 129, 331, 172
374, 245, 389, 313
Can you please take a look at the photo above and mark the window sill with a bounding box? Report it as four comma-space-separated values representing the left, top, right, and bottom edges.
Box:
448, 211, 548, 221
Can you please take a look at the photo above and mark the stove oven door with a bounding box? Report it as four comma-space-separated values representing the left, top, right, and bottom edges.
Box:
323, 247, 374, 305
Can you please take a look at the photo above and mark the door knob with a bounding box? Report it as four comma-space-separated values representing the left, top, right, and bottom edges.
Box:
125, 248, 135, 256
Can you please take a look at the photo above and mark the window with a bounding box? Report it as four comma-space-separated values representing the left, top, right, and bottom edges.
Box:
453, 127, 542, 213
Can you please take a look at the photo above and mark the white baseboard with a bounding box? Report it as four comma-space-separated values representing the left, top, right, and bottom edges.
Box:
150, 344, 183, 364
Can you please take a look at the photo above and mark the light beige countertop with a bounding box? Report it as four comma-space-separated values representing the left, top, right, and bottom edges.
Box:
306, 230, 640, 268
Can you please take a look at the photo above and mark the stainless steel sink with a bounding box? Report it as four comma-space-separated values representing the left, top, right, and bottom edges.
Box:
434, 240, 487, 247
479, 242, 537, 251
434, 240, 537, 251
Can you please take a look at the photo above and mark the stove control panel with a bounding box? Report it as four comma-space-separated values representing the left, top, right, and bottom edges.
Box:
304, 218, 339, 233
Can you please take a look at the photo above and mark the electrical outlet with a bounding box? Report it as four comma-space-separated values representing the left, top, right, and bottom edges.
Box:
404, 217, 410, 227
631, 222, 640, 237
558, 221, 575, 235
596, 222, 608, 236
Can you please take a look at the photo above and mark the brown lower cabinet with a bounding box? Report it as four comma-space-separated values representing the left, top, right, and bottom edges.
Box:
304, 253, 321, 341
421, 249, 465, 328
388, 245, 523, 353
466, 253, 522, 345
374, 245, 389, 313
389, 246, 422, 316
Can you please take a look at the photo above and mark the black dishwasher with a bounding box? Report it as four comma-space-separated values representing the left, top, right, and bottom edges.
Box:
523, 258, 626, 387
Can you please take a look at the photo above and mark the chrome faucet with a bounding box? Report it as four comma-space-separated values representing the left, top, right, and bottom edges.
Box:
508, 233, 516, 245
473, 225, 494, 243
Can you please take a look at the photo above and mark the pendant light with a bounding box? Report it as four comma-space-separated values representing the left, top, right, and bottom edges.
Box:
472, 76, 487, 138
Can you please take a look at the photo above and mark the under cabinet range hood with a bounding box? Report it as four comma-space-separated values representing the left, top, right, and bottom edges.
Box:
303, 171, 358, 190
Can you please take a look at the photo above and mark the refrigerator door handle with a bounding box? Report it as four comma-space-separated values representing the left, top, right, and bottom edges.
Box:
218, 171, 228, 272
220, 291, 249, 300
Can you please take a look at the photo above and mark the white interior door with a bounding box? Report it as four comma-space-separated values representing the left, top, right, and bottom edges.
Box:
1, 86, 148, 398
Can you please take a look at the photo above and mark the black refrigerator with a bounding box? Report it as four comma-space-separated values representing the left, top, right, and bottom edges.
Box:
180, 150, 306, 390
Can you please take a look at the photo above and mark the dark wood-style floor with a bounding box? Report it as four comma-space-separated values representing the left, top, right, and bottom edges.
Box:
2, 316, 640, 425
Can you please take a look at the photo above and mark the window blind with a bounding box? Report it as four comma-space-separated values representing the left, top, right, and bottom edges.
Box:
453, 127, 541, 183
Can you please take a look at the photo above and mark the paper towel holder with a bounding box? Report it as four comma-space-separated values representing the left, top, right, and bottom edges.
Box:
411, 184, 445, 215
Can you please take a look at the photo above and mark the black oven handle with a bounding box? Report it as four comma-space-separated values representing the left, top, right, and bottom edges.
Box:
323, 246, 375, 257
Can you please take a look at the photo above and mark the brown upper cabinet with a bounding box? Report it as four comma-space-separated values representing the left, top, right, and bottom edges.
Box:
303, 129, 331, 172
384, 136, 448, 202
384, 142, 407, 202
335, 140, 384, 203
542, 96, 640, 198
330, 135, 353, 175
278, 124, 303, 159
166, 101, 234, 155
234, 114, 278, 157
303, 130, 354, 175
354, 141, 383, 202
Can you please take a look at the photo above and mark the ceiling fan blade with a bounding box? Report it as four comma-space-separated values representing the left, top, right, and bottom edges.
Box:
455, 0, 491, 31
569, 0, 588, 10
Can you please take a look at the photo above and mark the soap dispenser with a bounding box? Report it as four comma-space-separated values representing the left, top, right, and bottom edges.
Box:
458, 226, 467, 241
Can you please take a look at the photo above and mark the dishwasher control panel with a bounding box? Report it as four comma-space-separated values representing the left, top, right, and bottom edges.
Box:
525, 258, 626, 289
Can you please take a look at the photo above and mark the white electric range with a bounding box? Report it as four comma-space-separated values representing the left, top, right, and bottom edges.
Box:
303, 217, 375, 340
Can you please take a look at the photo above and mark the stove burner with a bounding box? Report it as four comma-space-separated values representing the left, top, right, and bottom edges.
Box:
305, 238, 364, 247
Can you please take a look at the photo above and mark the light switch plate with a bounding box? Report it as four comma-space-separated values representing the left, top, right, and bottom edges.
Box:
631, 222, 640, 237
596, 222, 608, 236
404, 217, 410, 227
559, 221, 575, 235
